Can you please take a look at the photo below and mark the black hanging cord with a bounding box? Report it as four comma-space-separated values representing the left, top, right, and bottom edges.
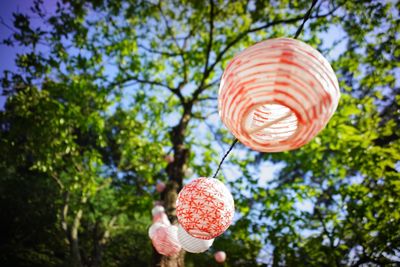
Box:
212, 138, 238, 178
294, 0, 319, 39
212, 0, 319, 179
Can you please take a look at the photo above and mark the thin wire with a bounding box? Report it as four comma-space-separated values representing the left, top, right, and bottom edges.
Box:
294, 0, 319, 39
212, 138, 238, 178
212, 0, 319, 178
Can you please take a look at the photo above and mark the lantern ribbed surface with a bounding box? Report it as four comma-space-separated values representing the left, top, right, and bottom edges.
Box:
178, 224, 214, 253
176, 177, 234, 240
214, 251, 226, 263
218, 38, 340, 152
151, 225, 181, 257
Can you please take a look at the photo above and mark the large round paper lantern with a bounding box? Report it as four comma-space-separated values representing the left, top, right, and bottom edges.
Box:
148, 222, 164, 239
176, 177, 234, 240
214, 251, 226, 263
218, 38, 340, 152
152, 225, 181, 256
178, 224, 214, 253
153, 212, 171, 226
151, 205, 165, 216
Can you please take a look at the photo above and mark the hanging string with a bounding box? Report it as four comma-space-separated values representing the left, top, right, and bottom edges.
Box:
212, 138, 238, 178
212, 0, 319, 179
294, 0, 319, 39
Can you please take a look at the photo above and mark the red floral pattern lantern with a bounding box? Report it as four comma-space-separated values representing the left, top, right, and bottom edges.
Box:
218, 38, 340, 152
176, 177, 234, 240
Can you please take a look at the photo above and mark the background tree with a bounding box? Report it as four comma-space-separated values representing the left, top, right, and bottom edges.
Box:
0, 0, 399, 267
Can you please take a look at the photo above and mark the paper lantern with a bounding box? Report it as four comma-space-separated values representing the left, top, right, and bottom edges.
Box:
153, 212, 171, 226
151, 205, 165, 216
185, 167, 193, 177
154, 200, 164, 206
178, 224, 214, 253
156, 181, 166, 193
214, 251, 226, 263
152, 225, 181, 256
165, 155, 174, 163
218, 37, 340, 152
148, 222, 164, 239
176, 177, 234, 240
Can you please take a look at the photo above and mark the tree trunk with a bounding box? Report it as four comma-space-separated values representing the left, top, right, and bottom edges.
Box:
152, 119, 190, 267
71, 208, 84, 267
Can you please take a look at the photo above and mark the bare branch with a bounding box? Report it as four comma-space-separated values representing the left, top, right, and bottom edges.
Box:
109, 76, 185, 104
50, 172, 65, 190
137, 44, 181, 57
157, 2, 188, 82
202, 0, 214, 83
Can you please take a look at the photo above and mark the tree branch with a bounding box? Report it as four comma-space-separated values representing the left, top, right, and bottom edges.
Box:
201, 0, 214, 86
109, 76, 185, 104
190, 4, 343, 103
157, 1, 188, 83
137, 44, 181, 57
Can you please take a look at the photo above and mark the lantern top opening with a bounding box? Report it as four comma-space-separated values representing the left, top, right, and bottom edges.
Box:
244, 103, 298, 144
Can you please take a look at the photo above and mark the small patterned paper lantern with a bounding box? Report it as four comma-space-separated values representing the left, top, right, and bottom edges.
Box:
148, 222, 164, 239
156, 181, 166, 193
176, 177, 234, 240
152, 225, 181, 256
214, 251, 226, 263
153, 212, 171, 226
218, 38, 340, 152
178, 224, 214, 253
151, 205, 165, 216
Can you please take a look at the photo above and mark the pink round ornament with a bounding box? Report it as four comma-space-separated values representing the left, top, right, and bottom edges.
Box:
214, 251, 226, 263
176, 177, 234, 240
218, 38, 340, 152
152, 225, 181, 257
156, 181, 166, 193
153, 212, 171, 226
165, 155, 174, 163
178, 224, 214, 253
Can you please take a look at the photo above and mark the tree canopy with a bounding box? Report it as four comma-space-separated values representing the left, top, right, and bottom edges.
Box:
0, 0, 399, 266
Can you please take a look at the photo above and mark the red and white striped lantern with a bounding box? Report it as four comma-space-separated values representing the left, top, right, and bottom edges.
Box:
153, 212, 171, 226
151, 205, 165, 216
151, 225, 181, 256
176, 177, 234, 240
178, 224, 214, 253
214, 251, 226, 263
218, 38, 340, 152
148, 222, 164, 239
